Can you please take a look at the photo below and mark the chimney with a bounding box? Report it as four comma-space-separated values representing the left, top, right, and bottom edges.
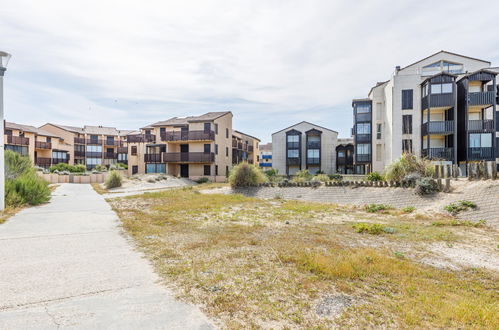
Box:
395, 66, 401, 71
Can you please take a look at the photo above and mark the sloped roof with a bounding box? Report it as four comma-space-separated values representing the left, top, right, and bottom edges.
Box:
46, 123, 85, 134
148, 111, 232, 127
271, 121, 338, 136
400, 50, 490, 72
233, 129, 261, 142
6, 122, 63, 138
45, 123, 132, 136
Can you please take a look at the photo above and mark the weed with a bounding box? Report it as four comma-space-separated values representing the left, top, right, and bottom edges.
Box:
401, 206, 415, 213
365, 204, 393, 213
352, 223, 385, 235
444, 200, 478, 215
432, 219, 486, 228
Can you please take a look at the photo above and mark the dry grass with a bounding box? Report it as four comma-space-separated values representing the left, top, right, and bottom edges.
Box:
0, 206, 23, 224
91, 183, 108, 195
109, 188, 498, 329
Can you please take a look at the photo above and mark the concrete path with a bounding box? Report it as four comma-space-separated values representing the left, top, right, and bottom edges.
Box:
0, 184, 213, 329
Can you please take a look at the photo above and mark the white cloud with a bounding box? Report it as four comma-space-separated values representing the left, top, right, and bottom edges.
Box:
1, 0, 499, 142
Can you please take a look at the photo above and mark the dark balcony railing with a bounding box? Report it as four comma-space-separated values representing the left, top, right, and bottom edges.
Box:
35, 141, 52, 149
286, 157, 300, 166
144, 153, 163, 162
237, 142, 243, 150
86, 139, 104, 145
163, 152, 215, 163
248, 145, 254, 153
74, 150, 86, 157
117, 147, 128, 153
86, 152, 102, 158
52, 156, 70, 165
356, 154, 371, 163
160, 130, 215, 142
422, 121, 454, 135
468, 119, 494, 132
287, 142, 299, 149
104, 152, 117, 159
104, 139, 120, 146
421, 147, 453, 160
307, 157, 320, 165
355, 112, 371, 122
6, 135, 29, 145
35, 157, 52, 166
468, 147, 494, 160
468, 91, 495, 106
307, 141, 321, 149
232, 140, 238, 148
337, 156, 353, 165
356, 134, 371, 143
421, 93, 453, 109
127, 134, 156, 143
74, 137, 86, 144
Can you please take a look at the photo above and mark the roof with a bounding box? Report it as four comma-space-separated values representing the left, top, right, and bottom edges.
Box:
400, 50, 491, 71
5, 122, 63, 138
45, 123, 132, 136
420, 71, 457, 85
233, 130, 261, 142
46, 123, 85, 134
456, 68, 498, 82
271, 121, 338, 136
148, 111, 232, 127
368, 80, 389, 97
259, 143, 272, 151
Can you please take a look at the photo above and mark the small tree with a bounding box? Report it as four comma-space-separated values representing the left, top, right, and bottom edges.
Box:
229, 162, 267, 188
105, 170, 122, 189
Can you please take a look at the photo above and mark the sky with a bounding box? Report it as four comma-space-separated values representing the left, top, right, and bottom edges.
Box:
1, 0, 499, 143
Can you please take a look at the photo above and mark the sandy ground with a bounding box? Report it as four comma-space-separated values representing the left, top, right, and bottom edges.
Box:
103, 174, 195, 197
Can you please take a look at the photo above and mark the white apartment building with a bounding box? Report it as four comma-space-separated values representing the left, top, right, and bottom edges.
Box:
352, 51, 498, 174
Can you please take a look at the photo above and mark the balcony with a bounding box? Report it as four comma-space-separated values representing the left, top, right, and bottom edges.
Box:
74, 150, 85, 158
35, 141, 52, 149
144, 153, 163, 162
468, 147, 494, 160
117, 147, 128, 153
104, 140, 120, 146
232, 140, 238, 148
248, 145, 254, 153
421, 93, 453, 109
160, 130, 215, 142
468, 120, 494, 132
307, 157, 320, 165
52, 156, 70, 165
422, 121, 454, 135
35, 157, 52, 166
355, 112, 371, 122
286, 157, 300, 166
74, 137, 86, 144
307, 141, 321, 149
163, 152, 215, 163
86, 139, 104, 145
468, 91, 495, 106
421, 148, 453, 161
337, 156, 353, 165
86, 152, 102, 158
6, 135, 29, 146
104, 152, 117, 159
127, 134, 156, 143
356, 134, 371, 143
356, 154, 371, 163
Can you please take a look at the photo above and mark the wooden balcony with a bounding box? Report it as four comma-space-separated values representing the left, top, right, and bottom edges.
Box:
163, 152, 215, 163
421, 147, 453, 161
468, 147, 494, 160
422, 121, 454, 135
74, 150, 86, 158
421, 93, 454, 109
144, 153, 162, 162
6, 135, 29, 146
468, 119, 494, 132
468, 91, 495, 106
160, 130, 214, 142
35, 141, 52, 149
127, 134, 156, 143
104, 140, 120, 146
74, 137, 86, 144
104, 152, 117, 159
117, 147, 128, 153
86, 139, 104, 145
35, 157, 52, 166
52, 156, 70, 165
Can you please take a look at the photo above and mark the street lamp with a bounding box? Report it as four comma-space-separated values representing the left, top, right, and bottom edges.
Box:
0, 51, 11, 211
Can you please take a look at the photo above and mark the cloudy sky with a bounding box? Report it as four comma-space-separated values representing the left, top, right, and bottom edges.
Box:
1, 0, 499, 142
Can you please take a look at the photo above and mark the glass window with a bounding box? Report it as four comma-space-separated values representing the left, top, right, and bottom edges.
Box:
443, 61, 463, 74
307, 149, 319, 158
376, 124, 382, 139
441, 83, 452, 93
402, 139, 413, 153
287, 149, 299, 158
356, 144, 370, 155
86, 158, 102, 165
204, 165, 211, 175
402, 89, 413, 109
146, 163, 165, 173
338, 151, 345, 157
5, 145, 28, 156
356, 123, 371, 134
471, 133, 492, 148
402, 115, 412, 134
86, 145, 102, 152
422, 61, 441, 76
287, 134, 299, 142
469, 134, 481, 147
431, 84, 442, 94
356, 104, 371, 113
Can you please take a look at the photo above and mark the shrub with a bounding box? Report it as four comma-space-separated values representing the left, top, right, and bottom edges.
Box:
315, 170, 325, 175
264, 169, 283, 182
352, 223, 385, 235
294, 169, 312, 181
229, 162, 267, 188
444, 200, 477, 215
432, 219, 485, 228
312, 174, 330, 182
329, 174, 343, 181
105, 170, 122, 189
5, 150, 32, 180
366, 172, 383, 181
383, 153, 435, 181
195, 177, 210, 184
414, 177, 439, 195
401, 206, 415, 213
49, 163, 85, 173
94, 164, 107, 172
116, 162, 128, 169
365, 204, 392, 213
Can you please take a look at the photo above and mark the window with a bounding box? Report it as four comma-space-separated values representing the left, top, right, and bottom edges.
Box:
226, 147, 229, 157
215, 144, 218, 155
443, 61, 463, 74
86, 145, 102, 152
131, 146, 137, 155
226, 166, 229, 177
89, 135, 98, 142
376, 123, 382, 139
214, 123, 218, 134
204, 123, 211, 132
422, 60, 463, 76
204, 144, 211, 153
356, 104, 371, 113
46, 137, 52, 143
402, 139, 413, 153
117, 153, 127, 161
215, 165, 218, 176
376, 144, 382, 161
5, 129, 12, 136
356, 144, 371, 155
288, 149, 299, 158
469, 133, 492, 147
132, 166, 138, 174
431, 83, 453, 94
204, 165, 211, 175
307, 149, 319, 158
146, 163, 166, 173
338, 151, 345, 157
356, 123, 371, 134
86, 158, 102, 166
226, 128, 229, 138
287, 135, 299, 142
52, 151, 68, 159
5, 145, 28, 156
402, 89, 413, 109
422, 61, 441, 76
402, 115, 412, 134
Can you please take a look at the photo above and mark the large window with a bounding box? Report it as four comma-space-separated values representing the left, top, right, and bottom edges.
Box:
469, 133, 492, 148
287, 149, 299, 158
356, 123, 371, 134
117, 153, 127, 161
402, 115, 412, 134
422, 60, 463, 76
52, 151, 68, 160
356, 144, 371, 155
146, 163, 166, 173
402, 89, 413, 109
86, 158, 102, 166
307, 149, 319, 158
86, 145, 102, 152
204, 165, 211, 175
287, 135, 299, 142
402, 139, 413, 153
376, 123, 382, 139
287, 134, 300, 149
6, 145, 28, 156
356, 104, 371, 113
431, 83, 453, 94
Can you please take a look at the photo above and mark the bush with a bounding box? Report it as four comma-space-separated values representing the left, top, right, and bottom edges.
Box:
401, 206, 415, 213
105, 170, 122, 189
116, 162, 128, 169
365, 204, 393, 213
4, 150, 51, 207
264, 169, 283, 182
414, 177, 439, 196
352, 223, 386, 235
383, 153, 435, 181
366, 172, 383, 181
329, 174, 343, 181
94, 164, 107, 172
229, 162, 267, 188
312, 174, 330, 182
444, 200, 477, 215
195, 177, 210, 184
49, 163, 85, 173
293, 169, 312, 182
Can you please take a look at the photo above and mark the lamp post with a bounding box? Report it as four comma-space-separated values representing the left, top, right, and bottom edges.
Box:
0, 51, 11, 211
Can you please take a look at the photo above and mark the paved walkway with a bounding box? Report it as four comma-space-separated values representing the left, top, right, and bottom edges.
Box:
0, 184, 213, 329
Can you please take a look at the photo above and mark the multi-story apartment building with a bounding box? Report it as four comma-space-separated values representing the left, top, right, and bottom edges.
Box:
335, 138, 354, 174
126, 112, 235, 182
272, 121, 338, 175
232, 130, 260, 165
258, 143, 272, 169
4, 121, 72, 168
352, 51, 499, 174
41, 124, 133, 169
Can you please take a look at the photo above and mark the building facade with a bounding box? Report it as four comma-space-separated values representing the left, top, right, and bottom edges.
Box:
232, 130, 260, 166
258, 143, 272, 169
335, 138, 354, 174
352, 51, 499, 173
272, 121, 338, 175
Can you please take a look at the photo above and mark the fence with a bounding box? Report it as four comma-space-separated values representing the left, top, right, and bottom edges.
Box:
433, 161, 497, 180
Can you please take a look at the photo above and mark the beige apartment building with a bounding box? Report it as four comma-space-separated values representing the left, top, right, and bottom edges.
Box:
352, 51, 499, 174
232, 130, 260, 166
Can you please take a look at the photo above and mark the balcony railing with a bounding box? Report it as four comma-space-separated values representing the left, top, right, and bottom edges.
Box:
337, 156, 353, 165
74, 150, 85, 157
232, 140, 238, 148
355, 112, 371, 122
307, 141, 321, 149
468, 91, 495, 106
421, 93, 453, 109
117, 147, 128, 153
356, 154, 371, 163
52, 156, 70, 165
104, 152, 117, 159
86, 139, 104, 145
468, 119, 494, 132
468, 147, 494, 160
127, 134, 156, 143
74, 137, 86, 144
163, 152, 215, 163
356, 134, 371, 143
307, 157, 320, 165
144, 153, 163, 162
248, 145, 254, 153
104, 140, 120, 146
86, 152, 102, 158
35, 157, 52, 166
421, 147, 453, 161
286, 157, 300, 166
6, 135, 29, 145
35, 141, 52, 149
422, 121, 454, 135
160, 130, 215, 142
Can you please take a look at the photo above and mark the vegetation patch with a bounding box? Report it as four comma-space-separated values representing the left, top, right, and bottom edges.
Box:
229, 162, 267, 188
352, 223, 389, 235
401, 206, 415, 213
432, 219, 486, 228
444, 200, 477, 215
364, 203, 393, 213
49, 163, 86, 173
105, 170, 123, 189
366, 172, 383, 181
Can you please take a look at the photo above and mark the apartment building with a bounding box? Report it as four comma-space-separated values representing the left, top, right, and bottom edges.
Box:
258, 143, 272, 169
41, 124, 133, 169
336, 138, 354, 174
352, 51, 499, 174
232, 130, 260, 165
126, 112, 234, 182
4, 122, 72, 168
272, 121, 338, 175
